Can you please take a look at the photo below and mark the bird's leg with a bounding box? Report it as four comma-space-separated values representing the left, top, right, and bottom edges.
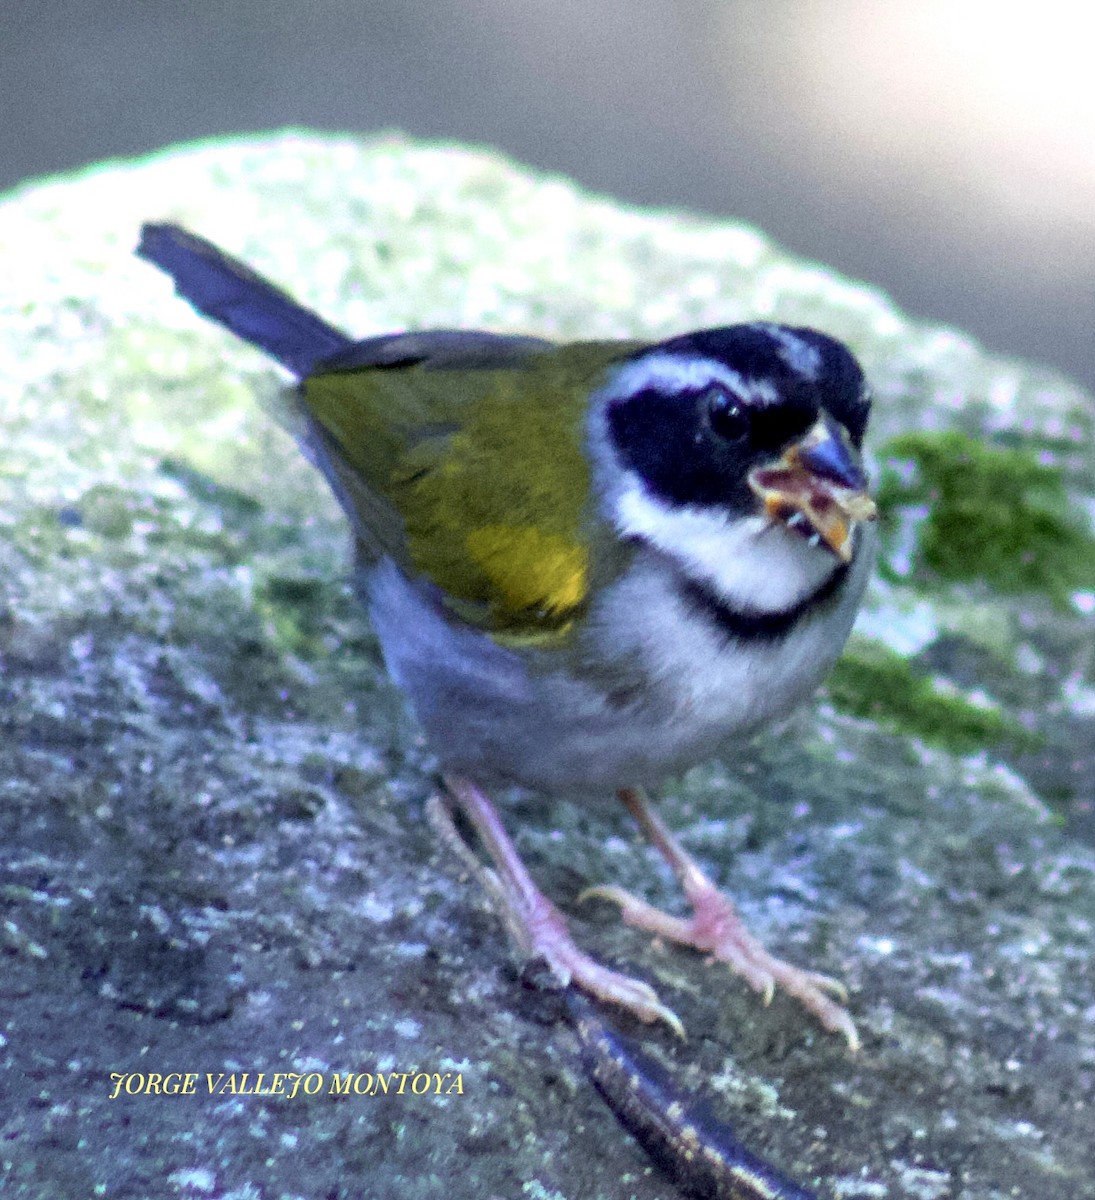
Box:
581, 786, 859, 1049
429, 775, 684, 1037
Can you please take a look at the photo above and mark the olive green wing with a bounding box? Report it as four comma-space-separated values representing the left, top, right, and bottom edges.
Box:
298, 331, 640, 645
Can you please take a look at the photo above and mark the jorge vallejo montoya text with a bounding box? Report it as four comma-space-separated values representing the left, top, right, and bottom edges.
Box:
108, 1071, 466, 1099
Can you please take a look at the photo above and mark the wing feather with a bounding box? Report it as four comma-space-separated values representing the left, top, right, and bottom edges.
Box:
298, 331, 638, 643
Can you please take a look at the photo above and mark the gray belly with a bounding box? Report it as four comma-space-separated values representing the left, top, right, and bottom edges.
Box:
365, 544, 871, 796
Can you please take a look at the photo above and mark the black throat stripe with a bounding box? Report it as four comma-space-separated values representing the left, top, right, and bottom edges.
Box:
677, 560, 850, 642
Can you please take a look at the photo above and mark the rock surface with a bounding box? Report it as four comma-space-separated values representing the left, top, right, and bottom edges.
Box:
1, 132, 1094, 1199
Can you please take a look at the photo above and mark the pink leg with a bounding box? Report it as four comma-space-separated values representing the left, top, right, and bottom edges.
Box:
430, 775, 683, 1037
581, 787, 859, 1049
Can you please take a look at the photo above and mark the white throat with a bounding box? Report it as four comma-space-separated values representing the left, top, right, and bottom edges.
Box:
613, 476, 839, 613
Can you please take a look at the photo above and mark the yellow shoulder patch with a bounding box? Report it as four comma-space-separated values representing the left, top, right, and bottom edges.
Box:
464, 525, 588, 616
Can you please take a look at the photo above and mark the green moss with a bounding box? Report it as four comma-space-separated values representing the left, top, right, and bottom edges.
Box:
78, 483, 138, 538
827, 640, 1037, 755
253, 574, 336, 659
876, 431, 1095, 607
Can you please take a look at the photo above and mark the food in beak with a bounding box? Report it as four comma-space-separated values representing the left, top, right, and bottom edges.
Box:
748, 415, 877, 563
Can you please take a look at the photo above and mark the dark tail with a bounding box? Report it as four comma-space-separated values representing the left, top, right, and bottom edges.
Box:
136, 223, 353, 379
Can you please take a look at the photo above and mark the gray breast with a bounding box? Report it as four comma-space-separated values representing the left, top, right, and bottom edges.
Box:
364, 531, 873, 797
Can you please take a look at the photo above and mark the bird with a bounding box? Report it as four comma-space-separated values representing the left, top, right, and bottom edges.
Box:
137, 222, 878, 1048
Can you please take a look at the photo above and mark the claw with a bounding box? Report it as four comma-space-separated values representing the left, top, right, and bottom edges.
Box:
577, 884, 637, 908
639, 996, 687, 1041
811, 973, 849, 1004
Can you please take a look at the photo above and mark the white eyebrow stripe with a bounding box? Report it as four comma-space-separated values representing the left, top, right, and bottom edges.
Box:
755, 324, 822, 380
602, 354, 780, 407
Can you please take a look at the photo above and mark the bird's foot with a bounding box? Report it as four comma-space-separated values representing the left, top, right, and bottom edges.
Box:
427, 787, 684, 1038
580, 881, 858, 1050
506, 887, 685, 1038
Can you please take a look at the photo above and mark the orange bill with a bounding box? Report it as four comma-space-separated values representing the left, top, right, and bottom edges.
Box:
748, 415, 877, 562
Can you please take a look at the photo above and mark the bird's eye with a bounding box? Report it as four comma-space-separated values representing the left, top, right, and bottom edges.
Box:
704, 388, 750, 442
